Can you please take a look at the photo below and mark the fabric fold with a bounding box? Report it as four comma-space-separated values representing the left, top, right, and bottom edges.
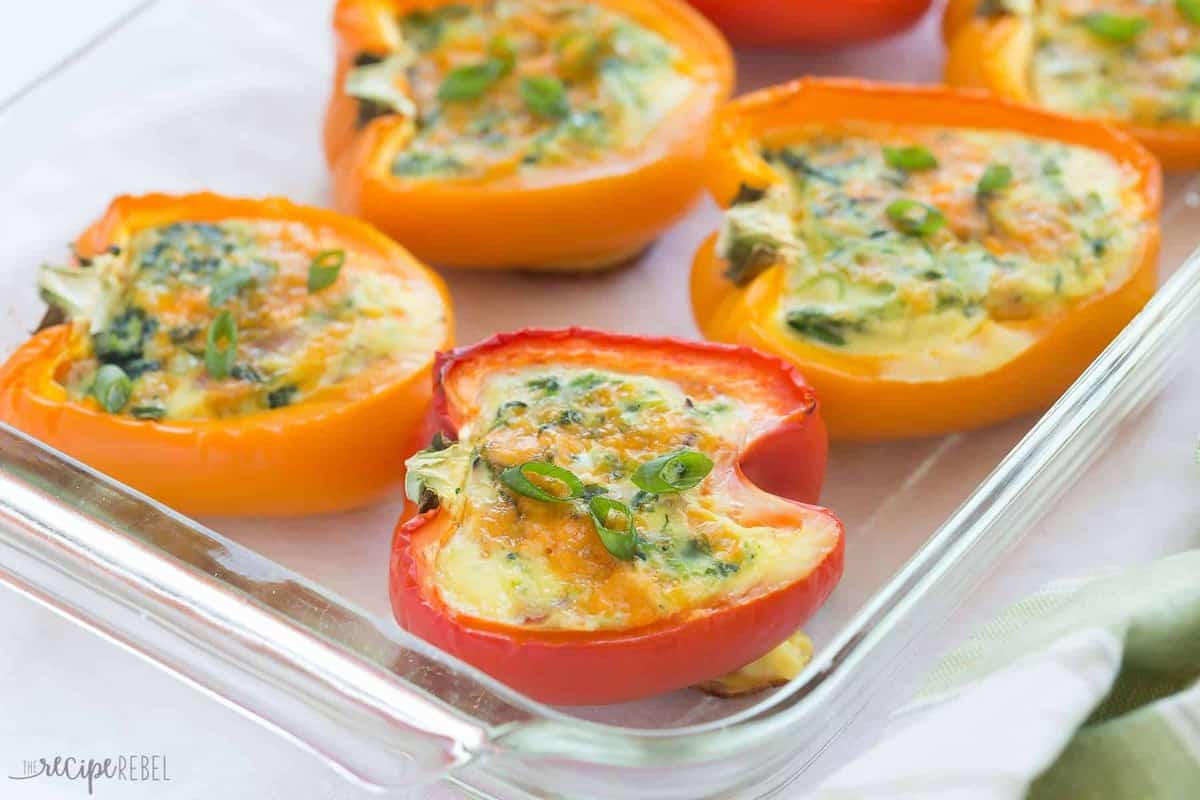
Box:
808, 551, 1200, 799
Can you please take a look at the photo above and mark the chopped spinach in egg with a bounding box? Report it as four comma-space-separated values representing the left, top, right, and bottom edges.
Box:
343, 0, 695, 179
1012, 0, 1200, 125
717, 122, 1145, 357
403, 366, 816, 632
42, 220, 446, 420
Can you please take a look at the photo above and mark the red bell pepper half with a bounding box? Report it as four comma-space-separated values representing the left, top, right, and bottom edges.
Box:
390, 328, 844, 705
687, 0, 933, 47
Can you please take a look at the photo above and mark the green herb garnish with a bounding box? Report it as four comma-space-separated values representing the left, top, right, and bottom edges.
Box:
205, 310, 238, 380
588, 496, 638, 561
632, 450, 713, 494
93, 364, 132, 413
500, 462, 585, 503
886, 198, 946, 237
307, 249, 345, 293
1081, 13, 1149, 43
884, 145, 939, 172
977, 163, 1014, 195
439, 59, 507, 102
520, 76, 570, 119
209, 266, 253, 307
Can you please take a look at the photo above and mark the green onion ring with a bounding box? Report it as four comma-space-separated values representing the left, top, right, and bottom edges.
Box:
500, 461, 585, 503
632, 450, 714, 494
588, 496, 638, 561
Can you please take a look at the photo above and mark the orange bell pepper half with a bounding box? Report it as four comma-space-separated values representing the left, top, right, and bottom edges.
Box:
690, 79, 1161, 441
324, 0, 734, 271
687, 0, 933, 47
0, 193, 453, 516
944, 0, 1200, 171
389, 328, 844, 705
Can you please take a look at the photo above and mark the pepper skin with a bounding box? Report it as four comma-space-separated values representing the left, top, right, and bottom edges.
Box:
324, 0, 734, 271
0, 193, 454, 516
389, 328, 844, 705
687, 0, 933, 47
943, 0, 1200, 171
690, 79, 1161, 441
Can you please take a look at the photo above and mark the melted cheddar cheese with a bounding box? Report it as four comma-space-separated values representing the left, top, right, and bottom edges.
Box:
406, 367, 835, 632
345, 0, 694, 179
696, 629, 813, 697
46, 220, 446, 420
1022, 0, 1200, 125
717, 122, 1146, 374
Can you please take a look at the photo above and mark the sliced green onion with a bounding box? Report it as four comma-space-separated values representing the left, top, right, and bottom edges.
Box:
1180, 0, 1200, 25
131, 403, 166, 421
205, 310, 238, 380
886, 198, 946, 237
1081, 13, 1149, 43
977, 163, 1014, 195
307, 249, 345, 293
632, 450, 714, 494
500, 462, 585, 503
519, 76, 570, 119
883, 145, 938, 172
439, 60, 506, 102
209, 266, 253, 307
588, 496, 637, 561
93, 364, 132, 413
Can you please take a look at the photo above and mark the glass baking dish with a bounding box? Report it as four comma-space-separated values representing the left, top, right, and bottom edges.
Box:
2, 1, 1199, 797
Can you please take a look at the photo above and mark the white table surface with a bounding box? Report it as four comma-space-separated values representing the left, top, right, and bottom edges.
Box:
1, 3, 1197, 798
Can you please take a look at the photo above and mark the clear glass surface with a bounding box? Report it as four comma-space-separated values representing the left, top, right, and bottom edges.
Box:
1, 1, 1198, 797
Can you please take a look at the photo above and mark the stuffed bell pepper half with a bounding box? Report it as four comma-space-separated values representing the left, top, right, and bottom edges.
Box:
392, 329, 844, 704
944, 0, 1200, 169
0, 193, 453, 516
325, 0, 734, 270
691, 79, 1161, 441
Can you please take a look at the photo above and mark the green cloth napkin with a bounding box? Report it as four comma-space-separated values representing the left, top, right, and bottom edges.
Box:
811, 552, 1200, 799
